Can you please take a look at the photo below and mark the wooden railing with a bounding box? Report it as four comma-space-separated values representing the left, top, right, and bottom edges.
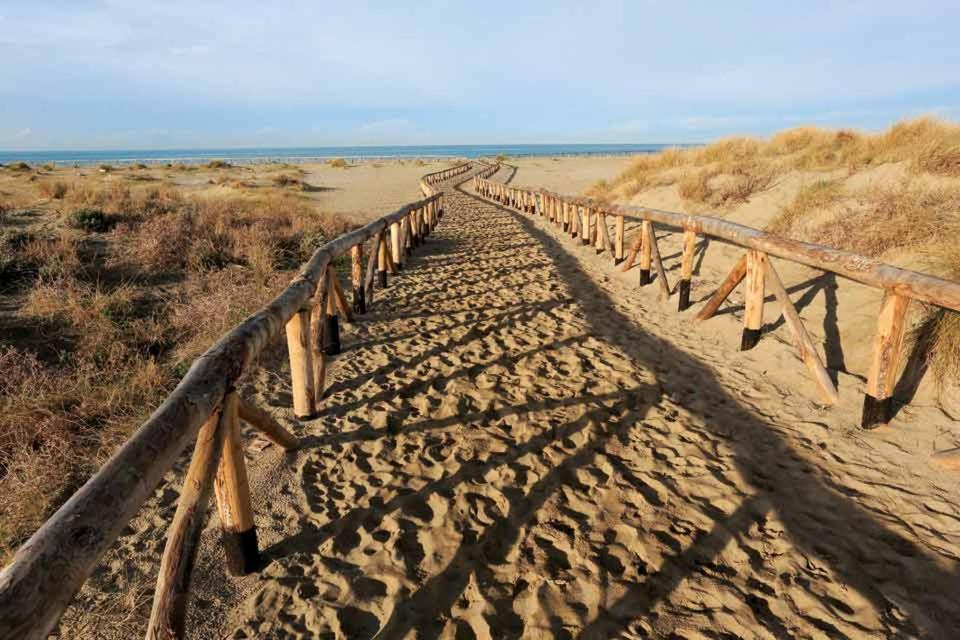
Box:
473, 175, 960, 427
0, 162, 473, 640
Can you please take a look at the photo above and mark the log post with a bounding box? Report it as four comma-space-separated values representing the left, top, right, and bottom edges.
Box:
614, 215, 625, 265
310, 274, 329, 404
377, 231, 388, 288
351, 245, 365, 314
678, 229, 697, 311
764, 260, 839, 404
600, 212, 616, 260
146, 410, 225, 640
392, 220, 404, 267
238, 398, 299, 450
365, 235, 380, 304
862, 292, 910, 428
213, 391, 259, 576
696, 253, 748, 321
284, 307, 316, 419
741, 249, 766, 350
594, 209, 604, 254
581, 207, 590, 245
639, 220, 653, 285
323, 268, 342, 355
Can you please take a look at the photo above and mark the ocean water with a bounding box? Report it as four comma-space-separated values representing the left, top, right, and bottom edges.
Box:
0, 143, 685, 166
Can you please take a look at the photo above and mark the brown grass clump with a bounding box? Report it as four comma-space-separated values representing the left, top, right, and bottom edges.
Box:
766, 179, 845, 234
677, 168, 716, 204
37, 180, 69, 200
4, 161, 31, 172
913, 141, 960, 177
328, 157, 349, 169
207, 160, 232, 169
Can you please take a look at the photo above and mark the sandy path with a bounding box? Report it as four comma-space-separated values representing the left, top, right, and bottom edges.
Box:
141, 167, 955, 640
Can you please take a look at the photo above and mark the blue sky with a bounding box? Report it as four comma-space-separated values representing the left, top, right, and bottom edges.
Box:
2, 1, 959, 149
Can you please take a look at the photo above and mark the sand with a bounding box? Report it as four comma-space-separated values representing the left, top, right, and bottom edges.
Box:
52, 160, 960, 638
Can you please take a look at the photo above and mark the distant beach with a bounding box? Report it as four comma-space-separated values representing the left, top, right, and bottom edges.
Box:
0, 143, 688, 167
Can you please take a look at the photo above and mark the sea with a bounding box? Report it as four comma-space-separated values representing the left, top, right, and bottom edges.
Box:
0, 144, 685, 167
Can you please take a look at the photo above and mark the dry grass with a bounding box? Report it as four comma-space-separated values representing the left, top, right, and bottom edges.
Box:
328, 157, 349, 169
598, 116, 960, 203
0, 182, 348, 561
766, 179, 845, 234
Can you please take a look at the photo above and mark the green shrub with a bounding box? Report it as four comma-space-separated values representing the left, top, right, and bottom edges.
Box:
68, 208, 112, 232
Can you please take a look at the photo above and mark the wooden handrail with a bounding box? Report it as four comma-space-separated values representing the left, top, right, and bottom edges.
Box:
472, 175, 960, 426
0, 164, 475, 640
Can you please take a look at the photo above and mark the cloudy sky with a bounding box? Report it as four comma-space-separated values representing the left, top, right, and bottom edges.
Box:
2, 1, 958, 149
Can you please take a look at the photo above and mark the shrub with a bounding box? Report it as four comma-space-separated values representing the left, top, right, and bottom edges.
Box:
207, 160, 231, 169
5, 161, 31, 172
98, 164, 113, 173
68, 208, 112, 232
913, 142, 960, 177
38, 180, 69, 200
328, 157, 349, 168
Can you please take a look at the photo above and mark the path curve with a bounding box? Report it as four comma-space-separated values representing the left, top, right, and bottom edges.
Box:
188, 167, 960, 639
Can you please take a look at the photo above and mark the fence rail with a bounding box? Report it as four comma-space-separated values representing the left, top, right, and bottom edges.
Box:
0, 162, 474, 640
472, 175, 960, 427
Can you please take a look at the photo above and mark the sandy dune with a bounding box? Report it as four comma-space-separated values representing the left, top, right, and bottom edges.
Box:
57, 163, 960, 639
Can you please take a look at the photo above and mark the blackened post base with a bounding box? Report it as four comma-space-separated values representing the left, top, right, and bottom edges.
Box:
614, 257, 624, 266
352, 286, 366, 315
861, 395, 893, 429
582, 238, 590, 246
323, 315, 341, 355
378, 270, 387, 288
740, 327, 761, 351
677, 279, 691, 311
222, 527, 259, 576
639, 269, 651, 286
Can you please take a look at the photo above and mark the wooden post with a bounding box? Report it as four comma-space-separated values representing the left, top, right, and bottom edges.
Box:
639, 220, 653, 285
614, 215, 625, 265
764, 260, 839, 405
581, 207, 590, 245
146, 410, 225, 640
696, 253, 748, 321
600, 212, 615, 260
284, 307, 316, 419
862, 293, 909, 428
391, 221, 404, 267
323, 268, 342, 355
365, 235, 380, 304
377, 231, 388, 288
741, 249, 766, 350
678, 229, 697, 311
351, 245, 365, 314
594, 209, 604, 254
311, 267, 329, 403
238, 398, 299, 450
213, 392, 259, 576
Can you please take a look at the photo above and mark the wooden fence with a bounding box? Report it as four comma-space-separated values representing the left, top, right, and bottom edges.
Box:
472, 175, 960, 428
0, 162, 475, 640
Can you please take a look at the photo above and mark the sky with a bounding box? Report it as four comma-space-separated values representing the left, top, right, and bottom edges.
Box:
1, 1, 959, 149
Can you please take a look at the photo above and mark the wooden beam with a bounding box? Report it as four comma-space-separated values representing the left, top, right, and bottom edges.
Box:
862, 292, 910, 428
238, 398, 299, 451
696, 253, 748, 322
621, 233, 642, 272
376, 231, 388, 288
678, 229, 697, 311
213, 392, 258, 576
364, 233, 380, 304
764, 259, 839, 405
146, 410, 225, 640
742, 249, 767, 350
323, 268, 342, 356
600, 212, 616, 261
649, 224, 671, 301
284, 307, 316, 419
329, 268, 352, 323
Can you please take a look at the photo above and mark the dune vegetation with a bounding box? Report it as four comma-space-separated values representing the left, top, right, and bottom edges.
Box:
0, 177, 348, 561
591, 117, 960, 388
